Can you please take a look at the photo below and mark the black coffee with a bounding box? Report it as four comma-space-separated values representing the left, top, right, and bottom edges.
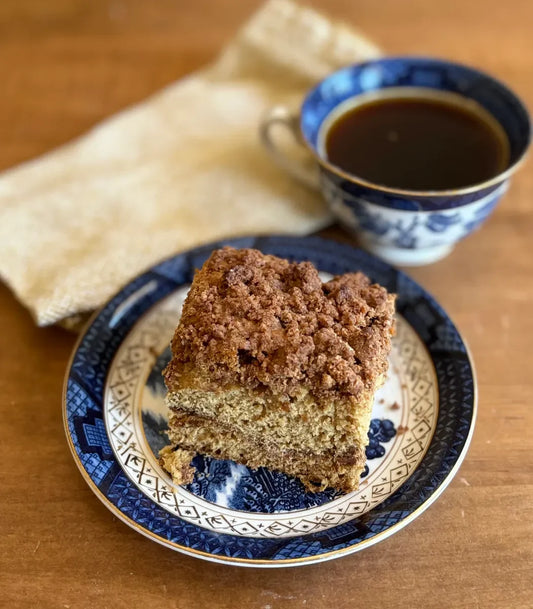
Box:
325, 95, 509, 191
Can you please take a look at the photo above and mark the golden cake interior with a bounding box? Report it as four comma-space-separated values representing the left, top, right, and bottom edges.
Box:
162, 246, 395, 493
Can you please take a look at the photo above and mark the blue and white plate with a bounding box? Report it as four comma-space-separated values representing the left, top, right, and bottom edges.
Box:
63, 235, 476, 567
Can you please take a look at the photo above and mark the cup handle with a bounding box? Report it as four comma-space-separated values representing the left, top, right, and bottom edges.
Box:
259, 106, 321, 190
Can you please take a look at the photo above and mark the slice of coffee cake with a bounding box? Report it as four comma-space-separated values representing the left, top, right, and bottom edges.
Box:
161, 247, 395, 493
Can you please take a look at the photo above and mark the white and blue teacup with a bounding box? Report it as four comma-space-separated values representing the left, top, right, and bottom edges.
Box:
260, 57, 530, 265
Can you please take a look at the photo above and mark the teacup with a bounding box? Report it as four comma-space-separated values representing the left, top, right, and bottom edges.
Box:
260, 57, 530, 265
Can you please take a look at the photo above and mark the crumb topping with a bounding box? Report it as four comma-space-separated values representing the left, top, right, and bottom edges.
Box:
164, 247, 395, 399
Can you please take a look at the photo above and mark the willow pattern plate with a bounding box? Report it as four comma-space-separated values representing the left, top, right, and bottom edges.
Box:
63, 235, 476, 567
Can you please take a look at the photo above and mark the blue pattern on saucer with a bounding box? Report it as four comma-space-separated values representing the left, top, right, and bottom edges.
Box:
64, 236, 476, 565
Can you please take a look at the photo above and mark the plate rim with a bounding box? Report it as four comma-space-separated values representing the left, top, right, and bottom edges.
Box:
62, 235, 477, 567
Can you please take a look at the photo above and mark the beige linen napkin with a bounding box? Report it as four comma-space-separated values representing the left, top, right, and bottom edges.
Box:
0, 0, 380, 327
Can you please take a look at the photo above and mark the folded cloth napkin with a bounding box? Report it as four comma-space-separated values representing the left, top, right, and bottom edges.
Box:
0, 0, 380, 327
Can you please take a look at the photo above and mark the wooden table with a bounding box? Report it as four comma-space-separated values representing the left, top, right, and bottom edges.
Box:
1, 1, 532, 607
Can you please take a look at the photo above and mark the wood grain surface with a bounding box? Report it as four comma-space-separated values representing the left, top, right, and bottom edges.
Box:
1, 1, 532, 608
